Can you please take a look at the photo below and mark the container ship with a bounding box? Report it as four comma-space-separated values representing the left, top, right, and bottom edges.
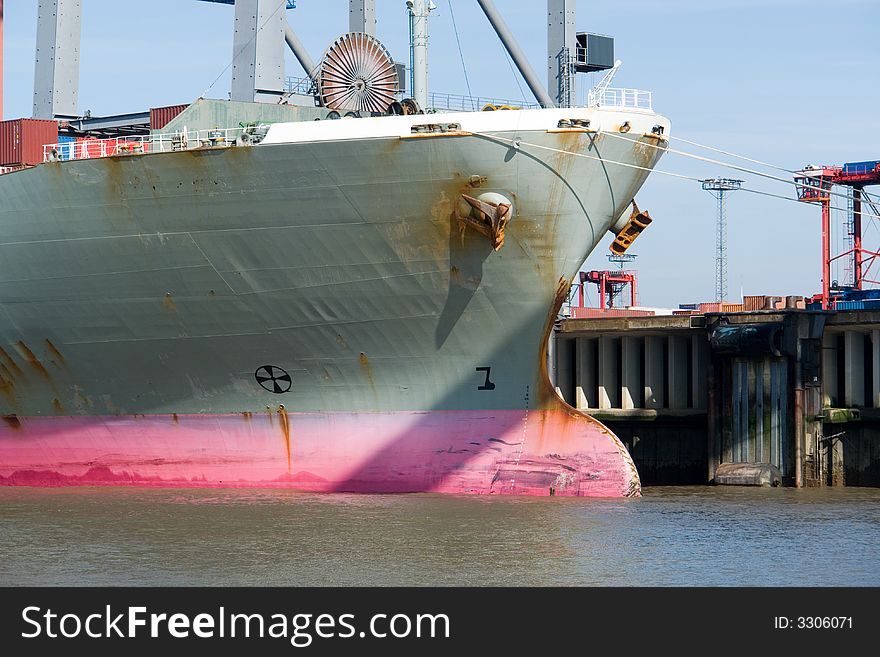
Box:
0, 0, 668, 496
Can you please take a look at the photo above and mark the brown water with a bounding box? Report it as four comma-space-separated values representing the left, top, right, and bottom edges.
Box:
0, 486, 878, 586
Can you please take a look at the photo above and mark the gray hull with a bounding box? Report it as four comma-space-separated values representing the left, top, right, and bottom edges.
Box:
0, 106, 667, 495
1, 113, 663, 415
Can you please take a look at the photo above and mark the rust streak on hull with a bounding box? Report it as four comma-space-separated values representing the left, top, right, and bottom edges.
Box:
0, 376, 15, 405
359, 352, 375, 387
0, 347, 24, 379
278, 407, 291, 473
14, 342, 50, 380
44, 339, 66, 366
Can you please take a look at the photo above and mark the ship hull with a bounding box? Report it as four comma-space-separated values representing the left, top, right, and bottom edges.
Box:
0, 106, 667, 496
0, 408, 637, 496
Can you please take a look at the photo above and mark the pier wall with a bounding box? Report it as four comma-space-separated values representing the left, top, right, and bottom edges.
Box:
554, 309, 880, 487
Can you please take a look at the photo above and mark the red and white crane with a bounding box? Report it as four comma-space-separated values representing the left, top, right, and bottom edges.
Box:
795, 161, 880, 309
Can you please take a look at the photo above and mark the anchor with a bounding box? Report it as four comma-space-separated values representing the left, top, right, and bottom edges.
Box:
455, 193, 512, 251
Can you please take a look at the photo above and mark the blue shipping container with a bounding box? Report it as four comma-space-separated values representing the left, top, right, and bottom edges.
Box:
56, 135, 76, 161
842, 160, 880, 175
836, 301, 865, 311
852, 288, 880, 301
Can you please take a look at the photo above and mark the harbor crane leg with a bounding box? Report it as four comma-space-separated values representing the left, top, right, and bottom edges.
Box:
547, 0, 576, 108
854, 188, 863, 289
476, 0, 556, 108
822, 199, 831, 309
350, 0, 376, 36
33, 0, 82, 119
230, 0, 286, 103
284, 22, 317, 80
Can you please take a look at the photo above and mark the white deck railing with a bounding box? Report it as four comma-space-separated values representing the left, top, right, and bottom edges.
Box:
42, 126, 260, 163
287, 73, 652, 113
587, 87, 653, 111
37, 87, 656, 166
427, 92, 540, 112
284, 76, 317, 96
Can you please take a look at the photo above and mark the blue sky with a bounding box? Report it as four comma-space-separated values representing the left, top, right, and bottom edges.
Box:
4, 0, 880, 307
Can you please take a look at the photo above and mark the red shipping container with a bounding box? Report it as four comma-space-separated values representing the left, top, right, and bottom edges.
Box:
150, 104, 189, 131
742, 295, 766, 311
721, 303, 744, 312
0, 118, 58, 166
75, 138, 149, 159
76, 138, 106, 158
570, 307, 655, 319
699, 302, 722, 313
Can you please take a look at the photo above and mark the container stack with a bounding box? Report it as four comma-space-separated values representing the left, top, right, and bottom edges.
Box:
570, 307, 656, 319
150, 104, 189, 131
0, 118, 58, 167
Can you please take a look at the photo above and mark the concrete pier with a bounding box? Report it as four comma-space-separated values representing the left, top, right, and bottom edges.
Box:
553, 308, 880, 487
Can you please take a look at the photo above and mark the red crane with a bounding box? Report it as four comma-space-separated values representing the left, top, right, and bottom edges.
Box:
578, 270, 637, 309
795, 160, 880, 309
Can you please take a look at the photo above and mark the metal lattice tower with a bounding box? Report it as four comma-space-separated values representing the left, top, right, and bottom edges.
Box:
701, 178, 743, 303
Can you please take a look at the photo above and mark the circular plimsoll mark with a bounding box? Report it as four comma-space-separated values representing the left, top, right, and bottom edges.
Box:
254, 365, 292, 394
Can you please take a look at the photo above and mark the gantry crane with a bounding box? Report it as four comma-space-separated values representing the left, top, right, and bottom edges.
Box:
795, 161, 880, 309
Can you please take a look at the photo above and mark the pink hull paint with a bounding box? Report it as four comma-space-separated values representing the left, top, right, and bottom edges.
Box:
0, 409, 640, 497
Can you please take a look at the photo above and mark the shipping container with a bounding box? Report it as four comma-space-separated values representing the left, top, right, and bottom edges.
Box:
846, 288, 880, 301
76, 138, 105, 159
836, 301, 865, 311
0, 118, 58, 166
56, 135, 77, 161
74, 137, 149, 159
150, 104, 189, 131
678, 303, 698, 310
742, 295, 766, 311
842, 160, 880, 176
570, 307, 654, 319
721, 303, 744, 313
699, 302, 722, 313
672, 310, 697, 316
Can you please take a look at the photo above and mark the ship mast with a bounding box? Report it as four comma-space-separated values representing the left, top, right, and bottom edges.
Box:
408, 0, 434, 110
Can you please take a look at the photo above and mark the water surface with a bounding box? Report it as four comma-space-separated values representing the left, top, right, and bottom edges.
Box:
1, 486, 877, 586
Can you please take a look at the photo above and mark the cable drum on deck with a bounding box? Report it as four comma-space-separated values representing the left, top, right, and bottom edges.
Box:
318, 33, 399, 113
